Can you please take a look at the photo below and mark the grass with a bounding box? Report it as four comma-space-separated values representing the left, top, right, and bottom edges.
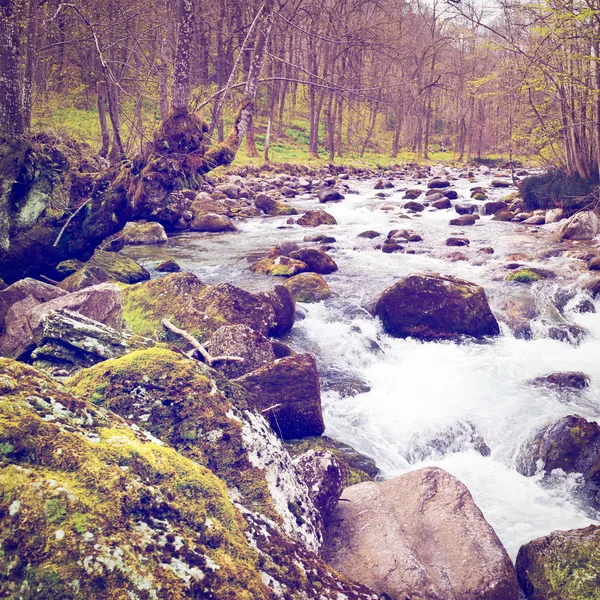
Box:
31, 94, 524, 170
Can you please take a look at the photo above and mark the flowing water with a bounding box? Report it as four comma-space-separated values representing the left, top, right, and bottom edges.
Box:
124, 171, 600, 560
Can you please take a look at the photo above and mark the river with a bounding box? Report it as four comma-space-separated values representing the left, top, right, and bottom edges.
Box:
123, 169, 600, 559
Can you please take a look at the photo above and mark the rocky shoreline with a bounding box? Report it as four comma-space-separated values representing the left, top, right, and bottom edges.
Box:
2, 155, 600, 599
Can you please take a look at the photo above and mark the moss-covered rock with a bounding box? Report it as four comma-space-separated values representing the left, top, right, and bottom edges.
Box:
121, 221, 168, 245
284, 273, 331, 303
59, 250, 149, 292
288, 248, 338, 274
121, 272, 275, 343
297, 210, 337, 227
505, 268, 543, 283
375, 274, 500, 341
516, 525, 600, 600
250, 256, 309, 277
0, 358, 270, 599
286, 436, 379, 486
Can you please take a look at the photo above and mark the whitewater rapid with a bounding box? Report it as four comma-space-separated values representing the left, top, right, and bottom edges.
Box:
124, 172, 600, 559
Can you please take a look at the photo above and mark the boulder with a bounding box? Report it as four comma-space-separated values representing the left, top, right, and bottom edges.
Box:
269, 240, 300, 257
492, 210, 515, 222
288, 248, 338, 274
284, 273, 331, 302
293, 450, 345, 519
516, 414, 600, 487
529, 371, 590, 390
256, 285, 296, 337
522, 215, 546, 225
214, 183, 240, 199
382, 241, 403, 253
559, 210, 600, 240
324, 467, 519, 600
545, 208, 564, 224
403, 189, 422, 199
446, 237, 470, 246
55, 258, 84, 277
0, 278, 66, 333
190, 192, 230, 216
403, 201, 425, 212
190, 213, 237, 232
297, 209, 337, 227
455, 203, 477, 215
358, 230, 380, 239
120, 221, 168, 245
449, 215, 476, 226
318, 187, 344, 203
516, 526, 600, 600
155, 258, 181, 272
121, 272, 275, 341
250, 256, 309, 277
375, 274, 499, 341
206, 324, 275, 379
588, 256, 600, 270
491, 178, 511, 187
58, 250, 150, 292
442, 189, 458, 200
255, 193, 298, 216
234, 354, 325, 439
482, 201, 508, 215
431, 197, 451, 209
427, 179, 451, 189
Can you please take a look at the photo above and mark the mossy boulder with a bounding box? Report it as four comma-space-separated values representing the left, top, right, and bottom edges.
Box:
121, 272, 275, 343
516, 525, 600, 600
505, 268, 544, 284
284, 273, 331, 303
255, 194, 299, 216
297, 210, 337, 227
120, 220, 168, 245
0, 358, 270, 599
190, 213, 236, 232
59, 250, 149, 292
375, 274, 500, 341
250, 256, 309, 277
256, 285, 296, 337
286, 436, 379, 486
155, 258, 181, 272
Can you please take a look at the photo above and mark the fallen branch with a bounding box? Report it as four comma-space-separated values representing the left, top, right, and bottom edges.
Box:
161, 318, 244, 366
261, 404, 281, 413
53, 197, 92, 248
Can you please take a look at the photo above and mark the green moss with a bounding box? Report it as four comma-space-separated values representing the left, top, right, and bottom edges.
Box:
44, 498, 67, 524
506, 269, 543, 283
473, 192, 487, 200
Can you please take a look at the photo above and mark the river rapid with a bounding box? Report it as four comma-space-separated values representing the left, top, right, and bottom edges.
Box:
124, 169, 600, 560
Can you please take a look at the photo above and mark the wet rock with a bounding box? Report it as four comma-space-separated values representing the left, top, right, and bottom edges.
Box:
449, 215, 476, 226
318, 187, 344, 203
0, 278, 66, 333
289, 248, 338, 274
516, 415, 600, 490
493, 210, 515, 221
455, 203, 477, 215
358, 230, 380, 239
234, 354, 325, 440
403, 201, 425, 212
297, 209, 337, 227
482, 200, 508, 215
529, 371, 590, 390
155, 258, 181, 272
324, 467, 519, 600
321, 367, 372, 398
190, 212, 237, 232
287, 436, 379, 485
446, 236, 470, 246
442, 189, 459, 200
381, 240, 403, 253
427, 179, 451, 189
522, 214, 546, 225
374, 180, 394, 190
545, 208, 564, 224
293, 450, 345, 519
284, 273, 331, 302
269, 240, 300, 258
256, 285, 296, 337
55, 258, 84, 277
445, 251, 468, 262
58, 250, 150, 292
120, 221, 168, 245
559, 210, 600, 240
207, 324, 275, 379
122, 272, 275, 341
250, 255, 309, 277
403, 189, 422, 199
516, 525, 600, 600
190, 191, 230, 216
588, 256, 600, 270
255, 193, 298, 216
491, 178, 511, 187
431, 197, 452, 209
505, 268, 546, 283
375, 274, 500, 341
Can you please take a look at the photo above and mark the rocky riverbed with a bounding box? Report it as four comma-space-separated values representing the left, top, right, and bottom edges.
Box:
2, 161, 600, 599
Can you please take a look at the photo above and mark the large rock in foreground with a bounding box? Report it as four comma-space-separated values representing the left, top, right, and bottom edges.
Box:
234, 354, 325, 440
324, 467, 519, 600
516, 526, 600, 600
375, 274, 500, 341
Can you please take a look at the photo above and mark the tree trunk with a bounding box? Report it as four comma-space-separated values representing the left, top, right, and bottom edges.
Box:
0, 0, 25, 137
97, 81, 110, 157
264, 117, 271, 162
246, 114, 259, 157
171, 0, 195, 116
22, 0, 39, 132
107, 81, 123, 162
326, 91, 335, 163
